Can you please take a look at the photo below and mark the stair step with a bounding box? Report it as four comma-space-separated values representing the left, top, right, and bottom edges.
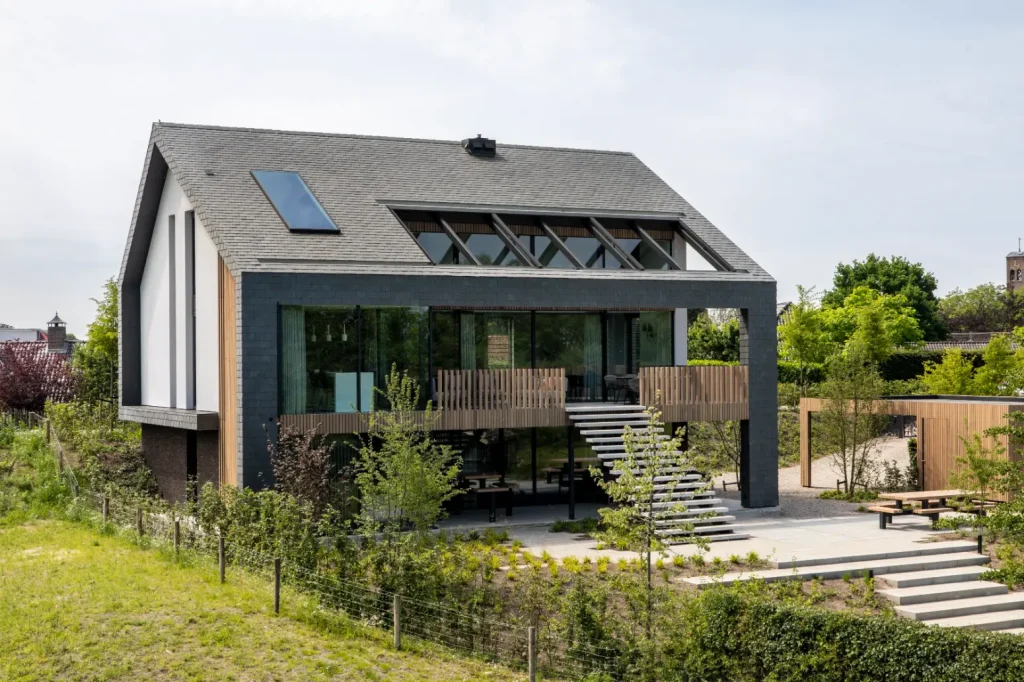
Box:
772, 541, 980, 569
684, 552, 991, 587
649, 496, 718, 508
654, 508, 730, 522
897, 592, 1024, 621
583, 428, 663, 436
608, 466, 687, 474
598, 451, 683, 460
666, 532, 750, 545
925, 609, 1024, 631
565, 404, 647, 413
569, 412, 652, 421
658, 524, 747, 536
997, 627, 1024, 635
587, 435, 670, 443
642, 499, 725, 513
652, 482, 708, 491
577, 420, 652, 429
878, 581, 1008, 606
877, 566, 993, 589
655, 516, 737, 530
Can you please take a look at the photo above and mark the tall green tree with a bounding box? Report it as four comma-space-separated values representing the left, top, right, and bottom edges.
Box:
973, 334, 1018, 395
778, 286, 834, 390
820, 286, 923, 363
939, 283, 1024, 333
72, 278, 119, 404
823, 254, 946, 340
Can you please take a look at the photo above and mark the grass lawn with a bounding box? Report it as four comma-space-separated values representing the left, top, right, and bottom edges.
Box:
0, 520, 526, 681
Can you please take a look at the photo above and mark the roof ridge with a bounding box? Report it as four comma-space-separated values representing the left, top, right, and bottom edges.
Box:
151, 121, 636, 157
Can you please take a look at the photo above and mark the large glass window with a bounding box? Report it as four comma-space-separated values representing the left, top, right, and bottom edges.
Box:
518, 235, 576, 269
535, 313, 602, 401
362, 307, 430, 409
638, 311, 673, 366
414, 232, 460, 264
562, 236, 624, 269
252, 171, 337, 232
456, 232, 523, 266
280, 306, 365, 414
614, 236, 674, 270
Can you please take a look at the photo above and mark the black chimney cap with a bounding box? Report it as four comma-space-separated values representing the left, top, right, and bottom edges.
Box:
461, 134, 496, 157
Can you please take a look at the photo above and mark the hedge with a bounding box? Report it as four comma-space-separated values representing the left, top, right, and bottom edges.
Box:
658, 589, 1024, 682
880, 349, 984, 381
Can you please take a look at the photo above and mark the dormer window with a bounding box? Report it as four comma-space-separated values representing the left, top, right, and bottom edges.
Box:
252, 171, 338, 232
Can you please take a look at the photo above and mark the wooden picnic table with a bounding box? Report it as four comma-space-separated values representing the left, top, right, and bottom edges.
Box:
879, 489, 965, 510
463, 473, 505, 489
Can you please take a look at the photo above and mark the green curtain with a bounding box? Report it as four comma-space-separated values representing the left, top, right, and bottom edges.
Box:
583, 314, 602, 400
281, 306, 307, 414
460, 312, 476, 370
639, 311, 673, 366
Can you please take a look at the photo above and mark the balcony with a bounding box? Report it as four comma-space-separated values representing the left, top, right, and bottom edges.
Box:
279, 364, 748, 434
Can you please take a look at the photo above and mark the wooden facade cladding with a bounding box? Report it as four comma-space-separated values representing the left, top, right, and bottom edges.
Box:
799, 397, 1023, 498
217, 257, 238, 487
279, 365, 749, 435
639, 366, 749, 422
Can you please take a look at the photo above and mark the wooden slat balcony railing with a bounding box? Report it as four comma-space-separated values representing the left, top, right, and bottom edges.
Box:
435, 368, 566, 412
638, 365, 749, 421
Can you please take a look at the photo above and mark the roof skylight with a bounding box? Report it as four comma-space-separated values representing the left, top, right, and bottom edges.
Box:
252, 171, 338, 232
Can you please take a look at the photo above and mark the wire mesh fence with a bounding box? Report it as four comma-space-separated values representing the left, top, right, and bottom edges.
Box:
37, 429, 623, 680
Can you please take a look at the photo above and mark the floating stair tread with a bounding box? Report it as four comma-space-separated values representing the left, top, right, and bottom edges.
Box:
654, 508, 730, 521
684, 552, 991, 587
565, 404, 647, 412
577, 421, 652, 428
772, 541, 980, 568
569, 413, 653, 421
896, 592, 1024, 620
656, 518, 738, 532
877, 566, 993, 589
877, 581, 1007, 605
996, 627, 1024, 635
924, 610, 1024, 630
668, 533, 750, 544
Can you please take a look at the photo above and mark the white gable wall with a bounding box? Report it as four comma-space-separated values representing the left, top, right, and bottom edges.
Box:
139, 173, 219, 411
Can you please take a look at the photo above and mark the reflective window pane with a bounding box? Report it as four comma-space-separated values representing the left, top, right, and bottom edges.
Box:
519, 235, 576, 268
458, 232, 522, 266
616, 236, 674, 270
563, 237, 611, 269
414, 232, 460, 264
252, 171, 337, 232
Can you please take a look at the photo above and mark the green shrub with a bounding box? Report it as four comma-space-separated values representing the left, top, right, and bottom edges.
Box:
550, 517, 600, 534
777, 360, 826, 384
819, 489, 879, 503
881, 349, 983, 381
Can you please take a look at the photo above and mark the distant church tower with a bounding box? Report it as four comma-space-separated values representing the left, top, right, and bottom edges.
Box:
1009, 240, 1024, 292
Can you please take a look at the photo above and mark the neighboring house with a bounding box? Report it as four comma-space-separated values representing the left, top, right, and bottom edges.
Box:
0, 315, 77, 406
923, 331, 1017, 353
0, 313, 75, 356
117, 122, 778, 511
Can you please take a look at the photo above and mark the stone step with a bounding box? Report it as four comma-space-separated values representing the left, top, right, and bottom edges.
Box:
582, 427, 663, 436
655, 516, 737, 531
652, 482, 708, 492
666, 532, 750, 545
877, 566, 993, 589
649, 495, 718, 508
925, 609, 1024, 631
598, 450, 683, 460
577, 420, 651, 429
878, 580, 1008, 606
997, 627, 1024, 635
896, 592, 1024, 621
684, 552, 991, 587
772, 541, 980, 569
565, 403, 647, 413
654, 507, 730, 523
569, 412, 651, 421
642, 499, 726, 515
587, 435, 670, 443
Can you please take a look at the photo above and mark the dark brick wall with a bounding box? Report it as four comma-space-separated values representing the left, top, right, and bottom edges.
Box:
141, 424, 219, 502
141, 424, 188, 503
236, 271, 780, 507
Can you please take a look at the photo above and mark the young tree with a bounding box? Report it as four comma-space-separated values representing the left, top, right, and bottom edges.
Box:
778, 286, 834, 394
591, 402, 709, 636
921, 349, 975, 395
950, 431, 1006, 503
817, 346, 888, 494
973, 334, 1018, 396
0, 343, 74, 411
72, 278, 119, 404
822, 253, 946, 340
685, 421, 741, 489
355, 366, 461, 535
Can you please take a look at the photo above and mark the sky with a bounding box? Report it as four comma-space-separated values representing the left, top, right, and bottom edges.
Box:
2, 1, 1023, 335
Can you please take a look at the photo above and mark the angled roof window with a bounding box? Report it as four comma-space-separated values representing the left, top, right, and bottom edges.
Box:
252, 170, 338, 232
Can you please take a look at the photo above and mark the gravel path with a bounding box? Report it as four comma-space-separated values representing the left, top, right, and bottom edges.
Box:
715, 436, 913, 519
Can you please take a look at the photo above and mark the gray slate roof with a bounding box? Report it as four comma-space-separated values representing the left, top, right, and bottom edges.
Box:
121, 122, 770, 280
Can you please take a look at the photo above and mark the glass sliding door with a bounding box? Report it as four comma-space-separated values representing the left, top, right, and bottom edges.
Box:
361, 307, 429, 409
280, 305, 361, 414
638, 311, 673, 366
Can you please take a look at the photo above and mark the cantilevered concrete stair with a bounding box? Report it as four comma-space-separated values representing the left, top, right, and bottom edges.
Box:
566, 403, 747, 543
683, 540, 1024, 634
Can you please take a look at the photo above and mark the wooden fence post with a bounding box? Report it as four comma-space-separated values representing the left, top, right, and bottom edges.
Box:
173, 519, 181, 560
528, 626, 537, 682
274, 558, 281, 614
393, 594, 402, 650
101, 496, 109, 526
219, 535, 226, 583
136, 507, 144, 536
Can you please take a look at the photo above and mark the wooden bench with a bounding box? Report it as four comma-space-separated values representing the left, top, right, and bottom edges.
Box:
912, 506, 955, 527
867, 503, 909, 529
475, 486, 513, 523
542, 467, 562, 484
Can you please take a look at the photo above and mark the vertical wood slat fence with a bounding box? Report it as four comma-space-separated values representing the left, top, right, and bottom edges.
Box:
638, 365, 749, 421
435, 368, 566, 412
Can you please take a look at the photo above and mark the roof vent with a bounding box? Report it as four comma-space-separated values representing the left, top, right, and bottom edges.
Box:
462, 134, 496, 157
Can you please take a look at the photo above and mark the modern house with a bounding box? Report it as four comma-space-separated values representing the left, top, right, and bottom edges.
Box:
117, 122, 778, 517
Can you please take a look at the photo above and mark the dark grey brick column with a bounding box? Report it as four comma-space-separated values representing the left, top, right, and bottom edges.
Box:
739, 294, 779, 508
